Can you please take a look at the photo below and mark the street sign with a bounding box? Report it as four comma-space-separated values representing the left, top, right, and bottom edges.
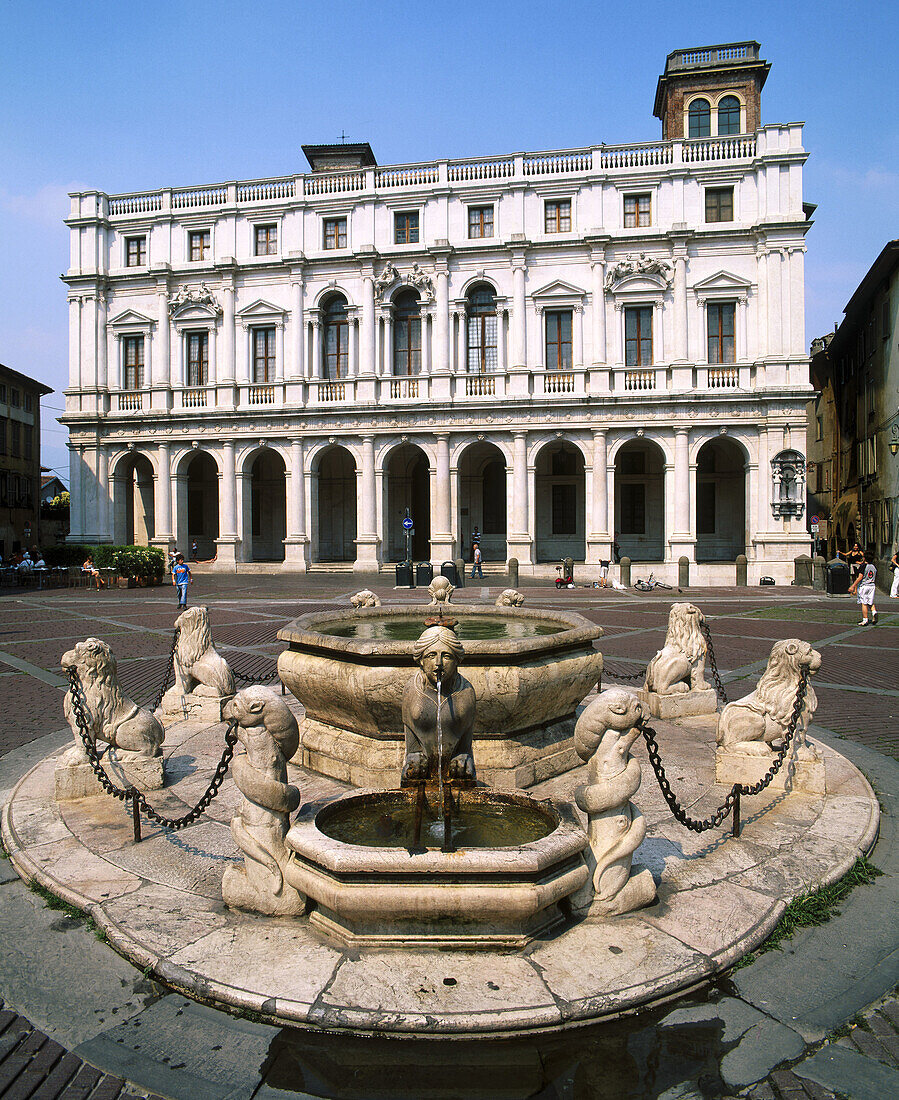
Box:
402, 516, 414, 530
811, 523, 819, 534
811, 515, 819, 524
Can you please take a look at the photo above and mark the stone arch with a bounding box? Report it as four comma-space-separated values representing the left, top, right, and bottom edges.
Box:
614, 438, 666, 562
534, 438, 586, 562
312, 444, 357, 563
111, 450, 156, 546
382, 441, 431, 562
695, 437, 747, 562
457, 439, 508, 563
177, 450, 220, 560
241, 446, 286, 562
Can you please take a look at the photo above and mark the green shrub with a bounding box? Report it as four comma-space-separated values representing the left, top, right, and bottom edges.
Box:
42, 543, 165, 581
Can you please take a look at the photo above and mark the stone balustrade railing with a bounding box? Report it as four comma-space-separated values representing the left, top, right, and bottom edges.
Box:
97, 129, 792, 219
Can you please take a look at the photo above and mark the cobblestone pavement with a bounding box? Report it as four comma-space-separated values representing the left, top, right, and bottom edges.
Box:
0, 574, 897, 1098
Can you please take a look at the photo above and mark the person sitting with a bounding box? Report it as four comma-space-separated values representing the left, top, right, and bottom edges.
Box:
82, 555, 105, 590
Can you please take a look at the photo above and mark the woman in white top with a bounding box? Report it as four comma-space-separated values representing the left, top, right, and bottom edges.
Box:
849, 549, 878, 626
890, 546, 899, 599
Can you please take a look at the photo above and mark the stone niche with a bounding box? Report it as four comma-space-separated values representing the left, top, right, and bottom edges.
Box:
277, 606, 604, 789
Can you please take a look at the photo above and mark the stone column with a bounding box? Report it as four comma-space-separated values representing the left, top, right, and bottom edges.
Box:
431, 433, 454, 561
382, 313, 393, 377
154, 287, 170, 410
669, 427, 694, 562
673, 254, 688, 362
154, 442, 173, 543
289, 278, 304, 380
512, 263, 526, 367
69, 297, 82, 391
421, 314, 432, 375
348, 317, 357, 377
284, 438, 308, 571
573, 305, 584, 369
216, 440, 239, 567
68, 445, 85, 541
96, 293, 108, 394
587, 428, 611, 562
221, 282, 235, 383
97, 446, 110, 541
496, 309, 507, 373
591, 259, 606, 363
355, 435, 380, 572
360, 276, 375, 375
455, 310, 467, 373
434, 270, 449, 372
310, 321, 322, 380
508, 430, 532, 565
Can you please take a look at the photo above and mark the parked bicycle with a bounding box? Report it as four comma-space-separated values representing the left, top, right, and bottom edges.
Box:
634, 572, 672, 592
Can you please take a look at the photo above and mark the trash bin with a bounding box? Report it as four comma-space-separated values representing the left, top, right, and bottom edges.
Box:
441, 560, 459, 586
416, 561, 434, 586
826, 559, 850, 595
395, 561, 414, 588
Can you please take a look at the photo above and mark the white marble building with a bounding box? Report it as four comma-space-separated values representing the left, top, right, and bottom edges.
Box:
62, 42, 812, 581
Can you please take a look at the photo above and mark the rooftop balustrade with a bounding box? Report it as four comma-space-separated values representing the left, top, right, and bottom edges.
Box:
96, 129, 796, 220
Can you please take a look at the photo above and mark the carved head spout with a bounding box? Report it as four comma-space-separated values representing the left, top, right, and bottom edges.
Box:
574, 687, 646, 776
427, 576, 454, 605
223, 685, 300, 763
413, 625, 464, 691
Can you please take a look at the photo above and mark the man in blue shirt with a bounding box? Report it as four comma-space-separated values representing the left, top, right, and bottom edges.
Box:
172, 553, 192, 609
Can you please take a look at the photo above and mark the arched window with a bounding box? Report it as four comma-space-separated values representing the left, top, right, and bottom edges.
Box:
323, 295, 349, 379
688, 98, 711, 139
393, 289, 421, 376
718, 96, 741, 135
467, 284, 497, 373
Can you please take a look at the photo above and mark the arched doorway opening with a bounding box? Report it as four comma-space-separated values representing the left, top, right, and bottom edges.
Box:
385, 444, 431, 562
614, 440, 665, 561
245, 449, 286, 562
695, 438, 746, 561
315, 446, 356, 562
185, 452, 219, 560
535, 442, 585, 562
458, 442, 507, 562
113, 453, 155, 546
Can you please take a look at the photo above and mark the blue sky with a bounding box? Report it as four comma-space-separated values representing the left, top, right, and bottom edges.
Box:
1, 0, 897, 481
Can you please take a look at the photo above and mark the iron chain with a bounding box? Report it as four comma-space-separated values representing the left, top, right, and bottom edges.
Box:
150, 628, 180, 713
700, 620, 729, 708
65, 665, 239, 832
640, 665, 810, 833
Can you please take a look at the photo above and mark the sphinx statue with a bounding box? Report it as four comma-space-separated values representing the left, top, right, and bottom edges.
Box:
570, 688, 656, 918
401, 624, 475, 784
222, 686, 305, 916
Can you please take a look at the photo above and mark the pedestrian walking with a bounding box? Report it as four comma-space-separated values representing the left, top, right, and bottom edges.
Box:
471, 542, 484, 579
172, 553, 192, 609
890, 546, 899, 599
849, 549, 878, 626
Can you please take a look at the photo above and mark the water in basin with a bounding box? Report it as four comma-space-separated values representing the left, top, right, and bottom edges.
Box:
324, 617, 563, 641
317, 792, 556, 849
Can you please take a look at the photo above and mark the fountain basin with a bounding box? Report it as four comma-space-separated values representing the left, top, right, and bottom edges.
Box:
277, 606, 603, 789
285, 788, 589, 949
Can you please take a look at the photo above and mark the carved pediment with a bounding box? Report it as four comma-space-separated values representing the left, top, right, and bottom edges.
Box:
609, 274, 670, 297
168, 283, 222, 319
108, 308, 155, 330
692, 270, 752, 302
236, 299, 288, 327
605, 253, 673, 292
532, 279, 586, 299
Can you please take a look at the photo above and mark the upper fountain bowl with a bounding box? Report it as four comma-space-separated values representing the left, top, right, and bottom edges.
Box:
277, 605, 603, 790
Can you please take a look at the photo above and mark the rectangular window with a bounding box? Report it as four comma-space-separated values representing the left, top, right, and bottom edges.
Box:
10, 389, 19, 408
253, 327, 276, 382
707, 302, 736, 364
883, 299, 891, 339
468, 206, 494, 239
254, 224, 277, 255
123, 335, 145, 390
620, 483, 645, 534
125, 236, 147, 266
705, 187, 734, 223
393, 314, 421, 376
545, 200, 571, 234
186, 332, 209, 387
624, 194, 651, 228
815, 415, 824, 442
625, 306, 653, 366
24, 394, 33, 412
24, 425, 33, 461
323, 217, 347, 250
545, 311, 572, 370
467, 312, 498, 373
0, 385, 5, 402
189, 230, 211, 261
0, 420, 6, 454
10, 421, 20, 458
394, 211, 419, 244
551, 484, 576, 535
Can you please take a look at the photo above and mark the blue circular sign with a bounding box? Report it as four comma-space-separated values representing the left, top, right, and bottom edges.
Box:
403, 517, 414, 530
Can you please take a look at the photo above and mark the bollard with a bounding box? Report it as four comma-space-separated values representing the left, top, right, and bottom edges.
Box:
678, 556, 690, 588
619, 556, 631, 586
812, 555, 826, 591
508, 557, 519, 587
793, 554, 813, 587
454, 557, 466, 588
735, 554, 748, 586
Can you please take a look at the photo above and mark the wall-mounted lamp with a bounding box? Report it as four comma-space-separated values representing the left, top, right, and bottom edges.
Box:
890, 440, 899, 456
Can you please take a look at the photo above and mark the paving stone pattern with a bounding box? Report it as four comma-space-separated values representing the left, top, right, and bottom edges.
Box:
0, 576, 897, 1097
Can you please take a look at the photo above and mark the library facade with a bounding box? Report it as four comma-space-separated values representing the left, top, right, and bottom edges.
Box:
62, 42, 813, 581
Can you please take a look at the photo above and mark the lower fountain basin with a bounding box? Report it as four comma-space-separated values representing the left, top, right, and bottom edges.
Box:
285, 788, 589, 949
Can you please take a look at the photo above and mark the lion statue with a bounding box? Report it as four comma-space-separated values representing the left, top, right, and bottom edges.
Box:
427, 576, 454, 606
495, 588, 525, 607
717, 639, 821, 758
571, 688, 656, 917
171, 606, 235, 699
61, 638, 164, 765
644, 603, 710, 695
350, 589, 381, 608
222, 686, 304, 916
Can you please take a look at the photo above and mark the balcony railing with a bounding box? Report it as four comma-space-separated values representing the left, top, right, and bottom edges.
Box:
249, 385, 276, 405
182, 387, 209, 408
464, 374, 496, 397
117, 391, 143, 411
623, 369, 657, 392
389, 377, 420, 400
707, 367, 739, 389
544, 371, 575, 394
103, 128, 777, 219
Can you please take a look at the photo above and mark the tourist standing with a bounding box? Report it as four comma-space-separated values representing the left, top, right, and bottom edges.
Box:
890, 546, 899, 598
840, 542, 865, 582
172, 553, 192, 609
471, 542, 484, 580
849, 550, 878, 626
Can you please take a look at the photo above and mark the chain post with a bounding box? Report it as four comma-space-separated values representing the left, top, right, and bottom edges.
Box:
131, 791, 142, 843
732, 785, 741, 838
